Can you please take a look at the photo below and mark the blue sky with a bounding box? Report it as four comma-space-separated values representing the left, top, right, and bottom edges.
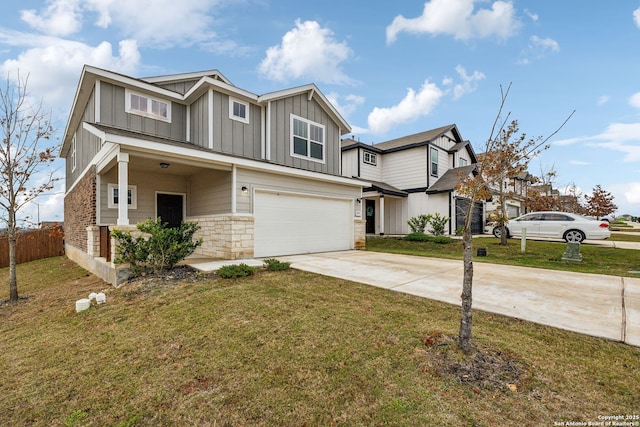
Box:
1, 0, 639, 224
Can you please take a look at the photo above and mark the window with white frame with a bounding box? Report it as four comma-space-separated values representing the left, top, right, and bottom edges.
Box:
229, 97, 249, 124
363, 151, 377, 166
71, 135, 77, 172
291, 115, 325, 162
460, 157, 468, 166
430, 147, 439, 176
107, 184, 137, 209
125, 89, 171, 122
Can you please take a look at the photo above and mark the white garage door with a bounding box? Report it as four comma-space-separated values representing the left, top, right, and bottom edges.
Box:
254, 191, 353, 258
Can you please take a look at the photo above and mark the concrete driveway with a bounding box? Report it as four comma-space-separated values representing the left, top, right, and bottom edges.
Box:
278, 251, 640, 347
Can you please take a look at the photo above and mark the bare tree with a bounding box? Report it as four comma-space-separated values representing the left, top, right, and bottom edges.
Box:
0, 73, 58, 302
455, 84, 573, 353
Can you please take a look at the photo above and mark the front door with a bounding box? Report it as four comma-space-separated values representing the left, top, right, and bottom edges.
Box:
365, 199, 376, 234
157, 193, 184, 228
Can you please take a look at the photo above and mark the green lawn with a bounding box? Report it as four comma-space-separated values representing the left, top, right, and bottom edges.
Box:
366, 236, 640, 277
1, 257, 639, 426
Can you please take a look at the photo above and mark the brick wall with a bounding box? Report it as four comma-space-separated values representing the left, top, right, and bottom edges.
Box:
64, 166, 96, 252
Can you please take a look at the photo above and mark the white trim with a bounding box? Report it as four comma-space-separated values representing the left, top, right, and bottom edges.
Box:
125, 88, 172, 123
186, 104, 191, 142
265, 101, 271, 161
82, 123, 370, 188
290, 114, 325, 164
260, 105, 265, 159
107, 183, 137, 209
363, 150, 377, 166
229, 97, 250, 124
96, 174, 101, 224
95, 80, 101, 123
71, 135, 77, 172
155, 191, 187, 222
231, 165, 237, 214
208, 89, 214, 149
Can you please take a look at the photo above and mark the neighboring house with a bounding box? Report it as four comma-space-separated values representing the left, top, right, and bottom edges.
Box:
480, 161, 535, 219
341, 124, 484, 235
61, 65, 366, 285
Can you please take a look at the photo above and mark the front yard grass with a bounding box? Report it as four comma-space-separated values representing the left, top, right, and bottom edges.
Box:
366, 236, 640, 277
1, 257, 639, 426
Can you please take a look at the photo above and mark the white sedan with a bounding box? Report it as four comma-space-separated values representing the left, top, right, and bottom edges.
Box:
488, 211, 611, 243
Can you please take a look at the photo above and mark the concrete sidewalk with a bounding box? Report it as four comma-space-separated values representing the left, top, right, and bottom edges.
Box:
278, 251, 640, 347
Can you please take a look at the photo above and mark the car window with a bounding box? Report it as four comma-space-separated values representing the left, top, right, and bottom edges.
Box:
517, 214, 544, 221
543, 213, 573, 221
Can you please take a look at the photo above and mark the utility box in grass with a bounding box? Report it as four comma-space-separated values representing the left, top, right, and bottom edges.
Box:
562, 242, 583, 262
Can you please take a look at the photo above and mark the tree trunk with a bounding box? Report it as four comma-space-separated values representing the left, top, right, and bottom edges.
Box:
458, 226, 474, 353
8, 210, 18, 302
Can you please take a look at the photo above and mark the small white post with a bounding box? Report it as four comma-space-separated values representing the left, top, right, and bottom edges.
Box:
521, 227, 527, 252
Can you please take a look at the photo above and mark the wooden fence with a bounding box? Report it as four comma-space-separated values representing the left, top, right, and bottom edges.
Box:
0, 227, 65, 268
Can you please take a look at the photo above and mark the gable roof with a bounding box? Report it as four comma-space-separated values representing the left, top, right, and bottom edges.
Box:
373, 124, 460, 151
61, 65, 350, 157
426, 165, 477, 194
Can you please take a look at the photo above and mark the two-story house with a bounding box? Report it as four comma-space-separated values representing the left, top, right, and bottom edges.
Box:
341, 124, 483, 235
61, 65, 366, 285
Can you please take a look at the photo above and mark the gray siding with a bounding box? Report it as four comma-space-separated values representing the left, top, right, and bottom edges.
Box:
99, 81, 187, 141
188, 90, 262, 160
66, 87, 101, 191
268, 94, 341, 176
155, 79, 199, 95
189, 169, 232, 216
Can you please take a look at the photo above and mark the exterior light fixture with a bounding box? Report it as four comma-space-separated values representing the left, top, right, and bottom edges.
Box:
160, 162, 170, 168
241, 186, 248, 194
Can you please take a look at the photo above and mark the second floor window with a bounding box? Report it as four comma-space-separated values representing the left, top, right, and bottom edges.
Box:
229, 98, 249, 124
431, 147, 439, 177
363, 151, 377, 166
125, 89, 171, 122
460, 158, 468, 166
291, 115, 325, 162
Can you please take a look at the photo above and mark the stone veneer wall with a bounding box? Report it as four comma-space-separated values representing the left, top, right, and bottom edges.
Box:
64, 166, 96, 252
188, 215, 255, 259
354, 219, 366, 250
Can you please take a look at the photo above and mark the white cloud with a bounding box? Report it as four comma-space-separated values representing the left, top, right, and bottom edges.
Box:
590, 122, 640, 162
629, 92, 640, 109
21, 0, 83, 37
597, 95, 610, 106
445, 65, 485, 99
569, 160, 590, 165
524, 9, 538, 22
518, 35, 559, 64
258, 20, 353, 84
326, 92, 365, 120
386, 0, 520, 43
634, 6, 640, 28
367, 80, 443, 134
19, 0, 227, 49
0, 30, 140, 118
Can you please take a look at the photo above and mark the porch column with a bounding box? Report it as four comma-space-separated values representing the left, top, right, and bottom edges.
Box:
231, 164, 237, 214
117, 152, 129, 226
379, 195, 385, 236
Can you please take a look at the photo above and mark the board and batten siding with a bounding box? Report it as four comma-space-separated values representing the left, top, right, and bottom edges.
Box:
236, 168, 361, 215
189, 169, 232, 216
66, 87, 102, 191
155, 79, 199, 95
360, 153, 382, 182
98, 81, 187, 141
340, 149, 358, 178
382, 147, 428, 190
99, 168, 188, 225
268, 94, 341, 176
189, 90, 262, 160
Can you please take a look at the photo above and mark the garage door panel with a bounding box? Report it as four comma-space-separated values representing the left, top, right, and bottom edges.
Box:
254, 191, 353, 257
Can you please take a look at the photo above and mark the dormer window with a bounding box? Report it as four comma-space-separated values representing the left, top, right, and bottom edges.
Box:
125, 89, 171, 122
363, 151, 377, 166
229, 97, 249, 124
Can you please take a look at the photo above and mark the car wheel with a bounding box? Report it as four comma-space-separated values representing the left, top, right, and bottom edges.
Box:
492, 227, 509, 238
564, 229, 585, 243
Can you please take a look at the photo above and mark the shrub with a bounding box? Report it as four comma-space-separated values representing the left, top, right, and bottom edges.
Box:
112, 218, 203, 276
403, 233, 454, 244
217, 263, 255, 278
407, 214, 429, 233
263, 258, 291, 271
426, 213, 449, 236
